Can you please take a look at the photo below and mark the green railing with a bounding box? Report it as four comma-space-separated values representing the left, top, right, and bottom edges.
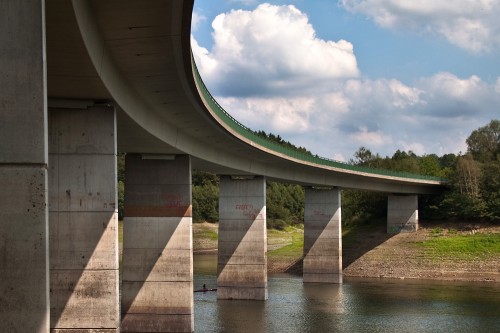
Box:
192, 57, 444, 182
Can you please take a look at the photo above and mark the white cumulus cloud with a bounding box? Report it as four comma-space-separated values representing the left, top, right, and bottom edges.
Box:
216, 96, 315, 134
349, 126, 393, 146
191, 12, 206, 32
339, 0, 500, 53
415, 72, 498, 118
192, 3, 500, 160
193, 3, 359, 97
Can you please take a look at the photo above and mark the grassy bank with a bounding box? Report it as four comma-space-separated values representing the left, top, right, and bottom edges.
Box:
120, 220, 499, 282
417, 228, 500, 261
267, 226, 304, 273
343, 220, 500, 282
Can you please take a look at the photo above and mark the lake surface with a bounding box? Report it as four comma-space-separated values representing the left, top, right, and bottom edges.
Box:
194, 255, 500, 333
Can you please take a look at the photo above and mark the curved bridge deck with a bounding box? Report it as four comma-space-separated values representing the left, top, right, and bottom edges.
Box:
1, 1, 445, 332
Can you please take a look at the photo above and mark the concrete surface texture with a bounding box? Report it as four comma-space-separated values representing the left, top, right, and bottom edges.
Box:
217, 176, 268, 300
0, 1, 49, 331
387, 194, 419, 233
121, 154, 194, 332
48, 106, 119, 332
303, 188, 343, 284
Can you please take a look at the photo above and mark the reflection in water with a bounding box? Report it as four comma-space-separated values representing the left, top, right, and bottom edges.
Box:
217, 299, 266, 333
194, 255, 500, 333
300, 283, 345, 333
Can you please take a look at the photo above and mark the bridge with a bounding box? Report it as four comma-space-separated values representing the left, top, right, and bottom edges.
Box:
1, 0, 445, 332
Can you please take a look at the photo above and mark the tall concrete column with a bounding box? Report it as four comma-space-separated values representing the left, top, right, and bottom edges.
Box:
303, 187, 342, 284
48, 105, 119, 332
217, 176, 268, 300
0, 1, 49, 332
387, 194, 418, 233
121, 154, 193, 332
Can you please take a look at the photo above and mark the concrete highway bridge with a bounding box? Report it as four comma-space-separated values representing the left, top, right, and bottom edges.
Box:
1, 0, 445, 332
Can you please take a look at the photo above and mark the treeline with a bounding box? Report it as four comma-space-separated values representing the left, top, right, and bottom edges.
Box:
344, 119, 499, 224
254, 130, 312, 155
437, 119, 499, 221
119, 120, 499, 226
191, 171, 305, 230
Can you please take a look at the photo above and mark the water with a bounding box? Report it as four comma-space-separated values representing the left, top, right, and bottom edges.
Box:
194, 255, 500, 333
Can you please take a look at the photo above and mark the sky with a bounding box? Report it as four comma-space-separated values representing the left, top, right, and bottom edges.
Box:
191, 0, 500, 162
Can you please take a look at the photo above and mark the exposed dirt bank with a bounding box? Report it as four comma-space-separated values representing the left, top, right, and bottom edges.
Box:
342, 221, 500, 283
193, 221, 500, 283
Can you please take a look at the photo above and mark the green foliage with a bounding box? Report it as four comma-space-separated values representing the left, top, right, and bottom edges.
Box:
418, 154, 441, 177
348, 147, 444, 178
192, 171, 219, 223
266, 182, 304, 229
435, 120, 500, 221
191, 171, 307, 228
430, 227, 443, 236
267, 227, 304, 258
196, 229, 219, 241
466, 119, 500, 163
255, 130, 312, 155
480, 159, 500, 220
350, 146, 379, 166
118, 180, 124, 220
418, 233, 500, 260
267, 218, 288, 230
349, 124, 499, 222
342, 189, 386, 225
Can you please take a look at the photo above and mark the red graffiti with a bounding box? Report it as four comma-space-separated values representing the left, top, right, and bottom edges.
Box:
313, 210, 329, 217
162, 194, 183, 208
235, 204, 261, 219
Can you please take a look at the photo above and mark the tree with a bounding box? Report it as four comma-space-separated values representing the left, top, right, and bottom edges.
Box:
480, 159, 500, 220
435, 120, 500, 221
455, 154, 481, 198
350, 146, 384, 168
192, 182, 219, 223
266, 182, 304, 229
351, 147, 374, 165
466, 119, 500, 163
342, 189, 386, 225
192, 171, 219, 223
418, 154, 441, 177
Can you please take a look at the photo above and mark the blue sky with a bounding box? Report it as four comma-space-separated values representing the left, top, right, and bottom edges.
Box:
191, 0, 500, 161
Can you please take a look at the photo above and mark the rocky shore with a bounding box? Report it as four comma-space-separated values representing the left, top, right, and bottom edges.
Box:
342, 221, 500, 282
193, 221, 500, 283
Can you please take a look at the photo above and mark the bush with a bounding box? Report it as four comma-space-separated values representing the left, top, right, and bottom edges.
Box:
267, 219, 287, 230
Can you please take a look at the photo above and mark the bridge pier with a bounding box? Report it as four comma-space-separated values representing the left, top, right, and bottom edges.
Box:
48, 105, 119, 332
121, 154, 194, 332
0, 1, 49, 331
387, 194, 418, 233
217, 176, 268, 300
303, 187, 342, 284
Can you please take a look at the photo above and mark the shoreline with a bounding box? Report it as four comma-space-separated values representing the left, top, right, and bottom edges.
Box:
193, 221, 500, 283
194, 249, 500, 283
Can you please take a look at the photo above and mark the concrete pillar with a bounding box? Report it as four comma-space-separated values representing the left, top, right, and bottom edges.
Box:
217, 176, 268, 300
0, 1, 49, 332
121, 154, 193, 332
303, 187, 342, 284
48, 105, 119, 332
387, 194, 418, 233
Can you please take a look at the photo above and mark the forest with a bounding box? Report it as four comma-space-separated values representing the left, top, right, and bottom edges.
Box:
118, 120, 499, 228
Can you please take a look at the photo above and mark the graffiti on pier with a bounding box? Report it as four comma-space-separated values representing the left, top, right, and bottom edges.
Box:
236, 204, 262, 219
312, 210, 330, 218
162, 194, 184, 208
